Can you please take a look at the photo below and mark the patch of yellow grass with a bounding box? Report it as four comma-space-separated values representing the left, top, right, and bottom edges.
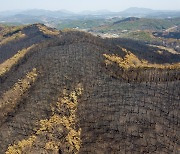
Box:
104, 47, 180, 70
0, 68, 38, 116
40, 85, 83, 152
5, 84, 83, 153
6, 136, 36, 154
37, 24, 60, 36
150, 45, 180, 55
0, 45, 36, 77
0, 31, 26, 46
45, 141, 59, 151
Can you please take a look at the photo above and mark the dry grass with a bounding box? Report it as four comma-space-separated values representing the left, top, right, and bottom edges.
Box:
0, 31, 26, 46
37, 24, 60, 36
6, 136, 36, 154
40, 85, 83, 153
149, 45, 180, 55
5, 84, 83, 154
0, 68, 38, 125
0, 45, 36, 77
104, 47, 180, 70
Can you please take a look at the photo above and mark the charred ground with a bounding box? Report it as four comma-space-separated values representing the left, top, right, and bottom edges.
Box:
0, 24, 179, 154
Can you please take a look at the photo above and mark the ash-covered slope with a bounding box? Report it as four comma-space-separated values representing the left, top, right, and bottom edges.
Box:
0, 24, 60, 64
0, 25, 179, 154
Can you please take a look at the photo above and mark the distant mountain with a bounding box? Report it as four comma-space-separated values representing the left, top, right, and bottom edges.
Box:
79, 10, 113, 15
0, 8, 180, 25
0, 14, 56, 25
92, 17, 180, 33
0, 9, 75, 19
0, 9, 77, 25
0, 10, 22, 17
113, 17, 140, 24
0, 8, 180, 18
119, 7, 180, 18
147, 11, 180, 18
18, 9, 75, 18
122, 7, 155, 15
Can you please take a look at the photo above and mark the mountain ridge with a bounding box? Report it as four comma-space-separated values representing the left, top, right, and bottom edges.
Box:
1, 7, 180, 18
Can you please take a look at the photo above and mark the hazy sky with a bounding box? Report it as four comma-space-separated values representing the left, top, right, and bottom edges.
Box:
0, 0, 180, 12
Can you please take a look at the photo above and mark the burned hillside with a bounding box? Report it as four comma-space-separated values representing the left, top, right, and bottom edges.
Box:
0, 24, 179, 154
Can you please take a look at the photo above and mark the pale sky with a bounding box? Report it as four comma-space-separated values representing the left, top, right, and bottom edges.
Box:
0, 0, 180, 12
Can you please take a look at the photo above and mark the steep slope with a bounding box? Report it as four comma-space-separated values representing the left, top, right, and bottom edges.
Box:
0, 23, 60, 64
0, 25, 180, 154
0, 25, 4, 32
